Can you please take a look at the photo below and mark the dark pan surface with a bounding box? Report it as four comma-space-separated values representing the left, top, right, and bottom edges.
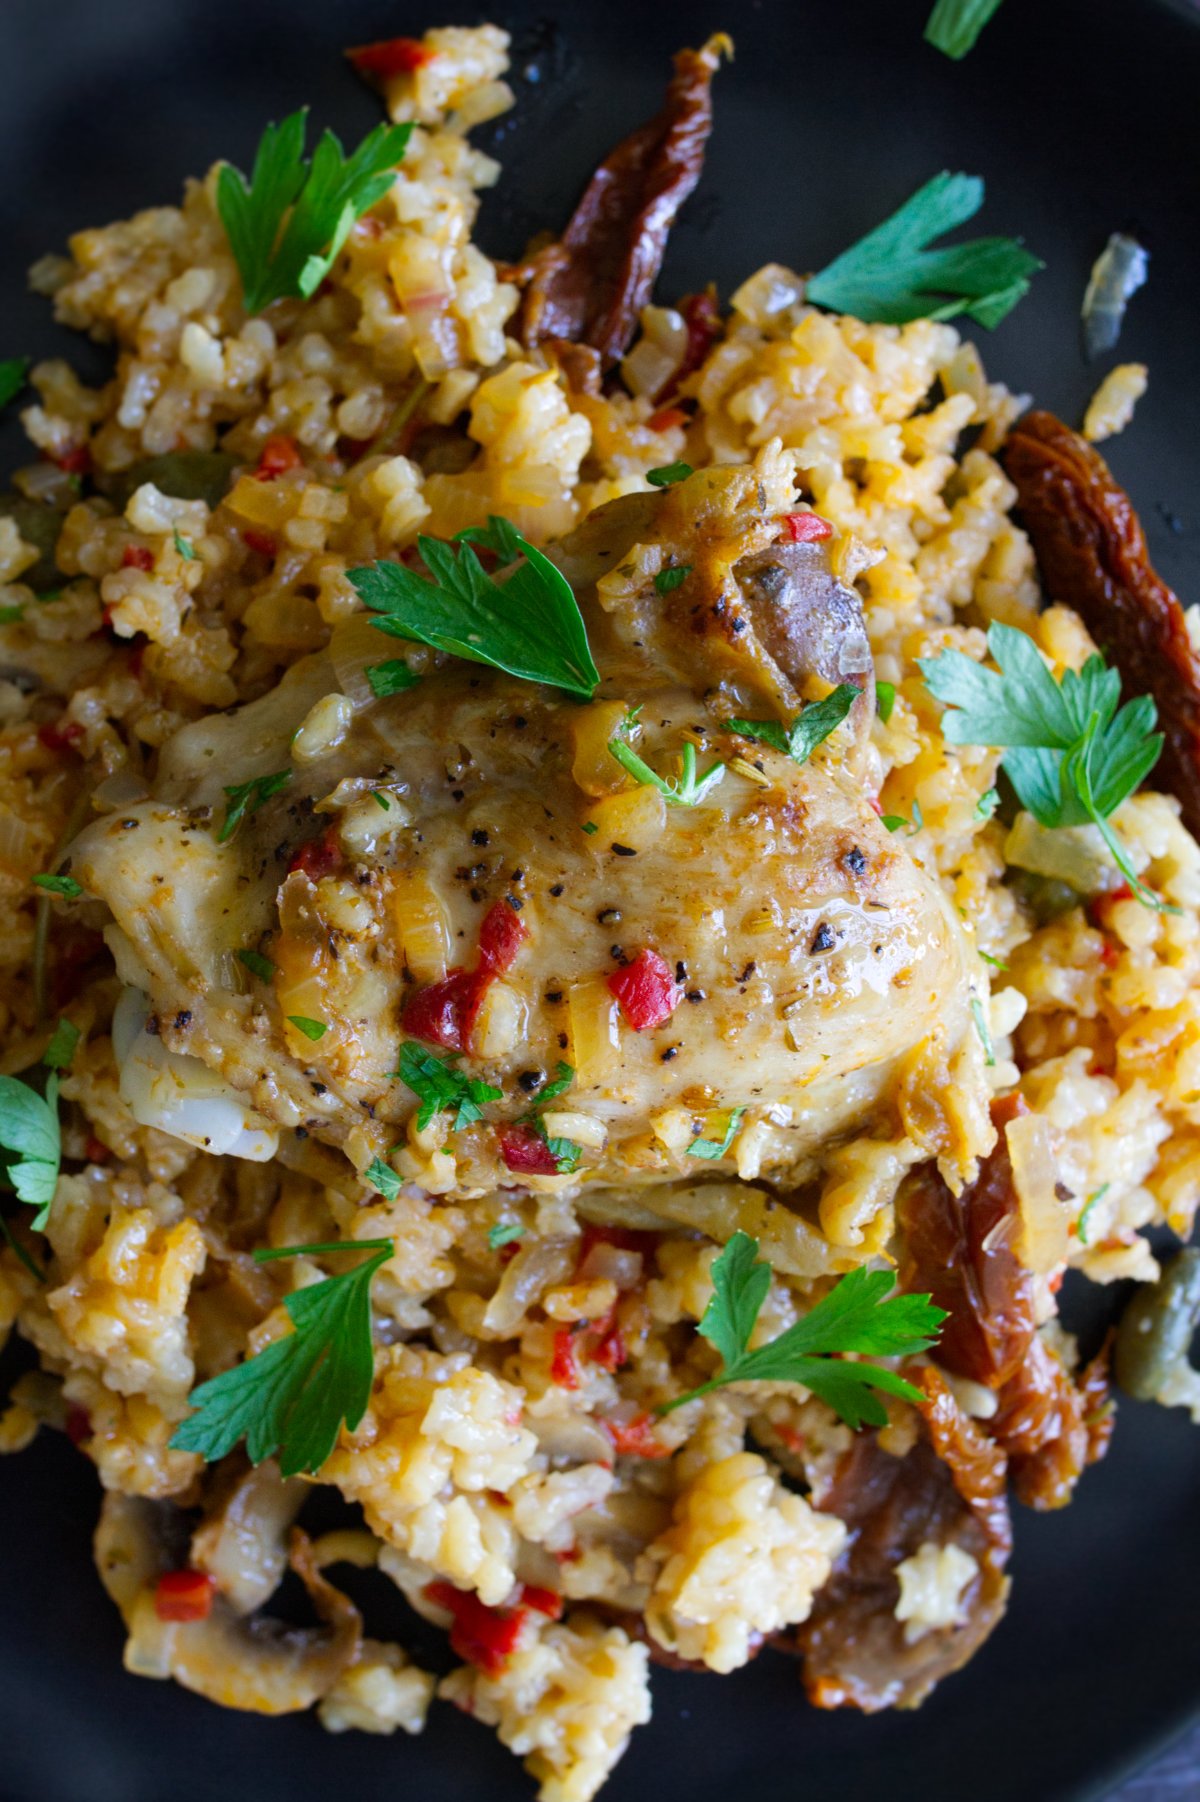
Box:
1, 3, 1198, 1799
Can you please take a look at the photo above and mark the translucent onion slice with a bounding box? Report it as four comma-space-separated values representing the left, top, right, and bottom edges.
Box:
113, 986, 279, 1161
1081, 232, 1149, 361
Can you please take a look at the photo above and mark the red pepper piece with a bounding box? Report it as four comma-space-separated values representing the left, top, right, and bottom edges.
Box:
121, 545, 155, 572
647, 405, 688, 432
607, 948, 681, 1032
37, 718, 84, 754
154, 1569, 216, 1623
287, 825, 343, 881
655, 288, 723, 401
519, 1584, 563, 1620
499, 1123, 560, 1177
403, 902, 528, 1052
347, 35, 434, 79
604, 1413, 670, 1459
781, 511, 833, 543
52, 444, 91, 477
424, 1582, 528, 1677
590, 1313, 627, 1373
550, 1327, 581, 1390
64, 1405, 91, 1447
242, 528, 277, 559
255, 435, 304, 481
84, 1136, 111, 1164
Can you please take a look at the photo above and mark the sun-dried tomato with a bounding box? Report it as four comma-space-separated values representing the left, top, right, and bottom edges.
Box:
607, 948, 681, 1032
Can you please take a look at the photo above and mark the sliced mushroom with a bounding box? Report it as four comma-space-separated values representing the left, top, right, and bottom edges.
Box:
97, 1495, 362, 1714
189, 1458, 306, 1616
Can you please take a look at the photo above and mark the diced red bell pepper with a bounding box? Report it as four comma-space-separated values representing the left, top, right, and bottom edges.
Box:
607, 949, 681, 1032
37, 718, 84, 754
287, 825, 343, 881
121, 544, 155, 572
1088, 884, 1133, 929
64, 1405, 92, 1447
781, 511, 833, 543
424, 1581, 528, 1677
255, 435, 303, 481
347, 36, 433, 79
590, 1311, 627, 1373
154, 1569, 215, 1623
603, 1414, 670, 1459
51, 444, 91, 477
655, 289, 722, 403
518, 1584, 563, 1620
242, 528, 277, 560
647, 406, 688, 433
477, 900, 528, 975
84, 1135, 111, 1164
550, 1327, 581, 1390
403, 902, 528, 1053
499, 1123, 560, 1177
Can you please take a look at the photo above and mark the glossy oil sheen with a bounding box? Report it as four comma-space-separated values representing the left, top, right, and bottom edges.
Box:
0, 2, 1198, 1800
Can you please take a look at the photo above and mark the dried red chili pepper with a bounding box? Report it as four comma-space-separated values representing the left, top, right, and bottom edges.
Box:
1005, 411, 1200, 837
121, 545, 154, 572
515, 40, 724, 368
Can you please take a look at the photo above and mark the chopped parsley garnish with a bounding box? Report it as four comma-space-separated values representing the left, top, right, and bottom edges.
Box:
173, 529, 197, 561
170, 1238, 393, 1476
975, 786, 1000, 820
581, 820, 599, 835
645, 462, 693, 487
217, 109, 412, 314
806, 172, 1041, 328
920, 622, 1169, 908
488, 1220, 526, 1251
364, 1156, 401, 1200
237, 947, 276, 982
924, 0, 1004, 58
608, 709, 725, 807
350, 514, 599, 701
0, 1025, 78, 1232
659, 1231, 946, 1427
881, 814, 910, 833
0, 358, 29, 411
369, 790, 391, 810
654, 563, 692, 595
687, 1105, 746, 1161
1076, 1184, 1109, 1247
727, 683, 860, 768
970, 994, 996, 1066
875, 680, 896, 724
0, 606, 23, 626
520, 1061, 582, 1173
365, 659, 421, 699
396, 1040, 502, 1131
42, 1018, 80, 1071
32, 873, 82, 899
287, 1015, 327, 1042
978, 949, 1008, 970
219, 770, 291, 842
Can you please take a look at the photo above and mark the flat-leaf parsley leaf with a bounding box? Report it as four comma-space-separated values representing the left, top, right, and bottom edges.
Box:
396, 1040, 502, 1131
169, 1238, 393, 1476
924, 0, 1004, 59
659, 1231, 946, 1427
220, 770, 291, 843
727, 683, 860, 768
217, 110, 412, 314
806, 171, 1041, 328
349, 515, 599, 701
0, 358, 30, 412
920, 622, 1168, 907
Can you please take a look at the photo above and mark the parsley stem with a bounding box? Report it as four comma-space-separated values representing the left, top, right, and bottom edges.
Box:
0, 1213, 47, 1284
254, 1237, 392, 1263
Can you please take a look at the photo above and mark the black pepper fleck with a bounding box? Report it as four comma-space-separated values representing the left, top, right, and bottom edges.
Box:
518, 1070, 544, 1094
597, 907, 621, 925
844, 846, 868, 877
549, 883, 565, 898
660, 1046, 679, 1062
810, 922, 836, 954
471, 828, 489, 846
612, 843, 636, 857
674, 960, 688, 984
738, 961, 757, 981
545, 989, 563, 1004
173, 1010, 193, 1031
685, 989, 706, 1003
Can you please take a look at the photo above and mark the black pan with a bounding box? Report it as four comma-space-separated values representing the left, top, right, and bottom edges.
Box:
2, 3, 1198, 1799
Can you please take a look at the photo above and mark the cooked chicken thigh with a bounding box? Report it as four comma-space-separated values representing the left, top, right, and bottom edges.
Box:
71, 467, 979, 1198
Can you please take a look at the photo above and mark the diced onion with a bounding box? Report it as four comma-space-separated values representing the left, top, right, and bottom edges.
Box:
1081, 233, 1149, 362
1006, 1109, 1070, 1275
328, 615, 391, 708
390, 873, 450, 983
620, 305, 687, 399
113, 987, 279, 1161
730, 263, 807, 331
1004, 811, 1112, 895
567, 977, 622, 1087
482, 1236, 576, 1336
0, 805, 35, 873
